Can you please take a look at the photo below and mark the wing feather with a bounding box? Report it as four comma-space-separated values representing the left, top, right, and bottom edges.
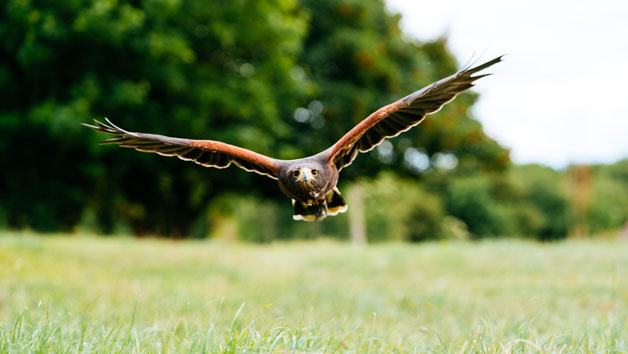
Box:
84, 119, 279, 179
327, 56, 503, 170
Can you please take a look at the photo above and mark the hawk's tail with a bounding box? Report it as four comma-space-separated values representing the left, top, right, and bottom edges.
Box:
292, 188, 347, 222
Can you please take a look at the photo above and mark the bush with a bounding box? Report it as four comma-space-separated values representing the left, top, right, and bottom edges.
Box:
586, 176, 628, 234
444, 174, 514, 238
510, 165, 574, 240
355, 173, 446, 242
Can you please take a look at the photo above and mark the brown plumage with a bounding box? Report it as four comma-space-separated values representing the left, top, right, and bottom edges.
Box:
85, 56, 502, 221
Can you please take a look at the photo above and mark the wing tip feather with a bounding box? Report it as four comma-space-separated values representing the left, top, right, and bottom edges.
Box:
465, 55, 504, 76
82, 118, 136, 139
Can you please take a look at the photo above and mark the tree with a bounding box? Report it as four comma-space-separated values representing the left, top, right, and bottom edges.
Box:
298, 0, 509, 180
1, 0, 309, 235
0, 0, 510, 236
585, 159, 628, 234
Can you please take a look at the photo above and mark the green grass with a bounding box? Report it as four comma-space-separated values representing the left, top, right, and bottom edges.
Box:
0, 233, 627, 353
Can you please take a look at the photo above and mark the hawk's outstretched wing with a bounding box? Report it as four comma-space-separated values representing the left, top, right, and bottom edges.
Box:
327, 56, 503, 170
84, 119, 279, 180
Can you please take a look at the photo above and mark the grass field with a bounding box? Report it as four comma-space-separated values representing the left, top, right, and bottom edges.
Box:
0, 233, 627, 353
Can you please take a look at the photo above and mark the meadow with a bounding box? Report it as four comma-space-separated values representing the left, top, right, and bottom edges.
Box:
0, 233, 626, 353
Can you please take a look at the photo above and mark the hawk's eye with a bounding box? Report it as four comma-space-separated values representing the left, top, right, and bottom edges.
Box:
311, 169, 318, 176
292, 170, 300, 178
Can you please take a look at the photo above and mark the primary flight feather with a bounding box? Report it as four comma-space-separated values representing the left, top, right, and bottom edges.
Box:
85, 56, 502, 221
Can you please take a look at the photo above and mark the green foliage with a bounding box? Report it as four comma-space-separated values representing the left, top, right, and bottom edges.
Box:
0, 0, 510, 236
200, 173, 450, 243
586, 159, 628, 234
586, 179, 628, 234
4, 0, 623, 239
510, 165, 575, 240
207, 194, 282, 243
356, 173, 446, 241
201, 193, 350, 242
439, 165, 579, 240
1, 0, 309, 234
444, 174, 514, 238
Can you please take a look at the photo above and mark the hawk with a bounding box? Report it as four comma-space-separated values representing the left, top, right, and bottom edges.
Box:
85, 56, 501, 221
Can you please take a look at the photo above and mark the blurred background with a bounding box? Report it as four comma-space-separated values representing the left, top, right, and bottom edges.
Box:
1, 0, 627, 242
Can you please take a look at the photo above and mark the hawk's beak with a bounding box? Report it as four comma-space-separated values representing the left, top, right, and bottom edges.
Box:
298, 168, 314, 183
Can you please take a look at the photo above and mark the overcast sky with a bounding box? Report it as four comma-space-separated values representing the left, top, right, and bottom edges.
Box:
385, 0, 628, 168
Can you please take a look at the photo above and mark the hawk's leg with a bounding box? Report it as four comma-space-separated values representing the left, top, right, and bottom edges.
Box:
291, 187, 347, 221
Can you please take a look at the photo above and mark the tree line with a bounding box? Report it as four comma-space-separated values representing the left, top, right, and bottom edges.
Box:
1, 0, 624, 240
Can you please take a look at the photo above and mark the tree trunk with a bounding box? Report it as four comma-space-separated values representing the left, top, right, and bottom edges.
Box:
348, 185, 367, 245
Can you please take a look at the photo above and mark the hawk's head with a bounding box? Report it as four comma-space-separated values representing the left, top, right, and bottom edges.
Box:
278, 160, 330, 203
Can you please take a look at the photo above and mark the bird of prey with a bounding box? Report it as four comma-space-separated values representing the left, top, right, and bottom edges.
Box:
85, 56, 501, 221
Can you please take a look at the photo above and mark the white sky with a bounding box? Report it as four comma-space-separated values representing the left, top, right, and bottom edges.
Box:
385, 0, 628, 168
